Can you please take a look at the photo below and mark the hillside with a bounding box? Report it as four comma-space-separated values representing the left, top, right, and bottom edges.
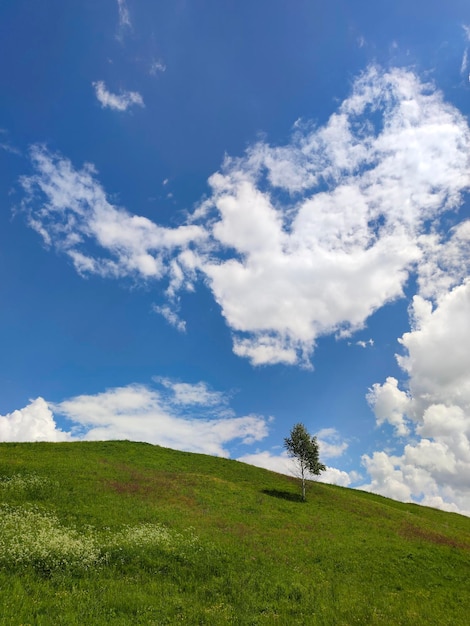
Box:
0, 441, 469, 625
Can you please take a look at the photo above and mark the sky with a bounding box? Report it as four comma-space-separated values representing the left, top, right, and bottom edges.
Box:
1, 1, 470, 516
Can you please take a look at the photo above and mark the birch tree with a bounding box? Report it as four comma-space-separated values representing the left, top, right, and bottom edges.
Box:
284, 423, 326, 501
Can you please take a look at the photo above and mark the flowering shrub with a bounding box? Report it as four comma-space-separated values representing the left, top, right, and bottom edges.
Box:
102, 522, 207, 569
0, 504, 208, 575
0, 473, 53, 498
113, 523, 176, 549
0, 505, 100, 574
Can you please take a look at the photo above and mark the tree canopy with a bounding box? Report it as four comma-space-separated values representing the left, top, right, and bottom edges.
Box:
284, 423, 326, 501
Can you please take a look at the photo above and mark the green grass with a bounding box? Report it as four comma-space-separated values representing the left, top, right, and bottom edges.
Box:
0, 441, 469, 625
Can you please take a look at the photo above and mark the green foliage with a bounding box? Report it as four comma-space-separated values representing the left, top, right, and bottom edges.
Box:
0, 441, 469, 625
284, 422, 326, 500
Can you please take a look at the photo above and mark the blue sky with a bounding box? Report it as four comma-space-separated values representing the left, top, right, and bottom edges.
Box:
1, 1, 470, 515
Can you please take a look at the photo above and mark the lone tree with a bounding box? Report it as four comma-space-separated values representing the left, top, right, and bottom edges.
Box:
284, 423, 326, 501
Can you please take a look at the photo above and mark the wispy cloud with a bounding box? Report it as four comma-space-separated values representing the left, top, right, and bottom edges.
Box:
0, 380, 269, 458
153, 304, 186, 332
149, 59, 166, 75
0, 129, 21, 155
154, 378, 229, 409
116, 0, 132, 40
460, 48, 468, 75
20, 145, 206, 281
461, 26, 470, 79
93, 81, 144, 111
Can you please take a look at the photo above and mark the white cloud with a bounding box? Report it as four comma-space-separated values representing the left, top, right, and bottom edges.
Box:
316, 428, 348, 459
237, 450, 294, 475
0, 398, 69, 442
416, 221, 470, 302
21, 66, 470, 369
399, 284, 470, 415
316, 467, 352, 488
190, 66, 470, 366
356, 338, 373, 348
367, 376, 411, 437
153, 304, 186, 332
363, 281, 470, 516
55, 383, 268, 456
237, 449, 353, 487
154, 378, 229, 408
0, 381, 269, 458
21, 146, 206, 282
93, 81, 144, 112
238, 427, 349, 485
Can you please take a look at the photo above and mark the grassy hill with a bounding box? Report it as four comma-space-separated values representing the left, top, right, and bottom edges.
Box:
0, 441, 469, 625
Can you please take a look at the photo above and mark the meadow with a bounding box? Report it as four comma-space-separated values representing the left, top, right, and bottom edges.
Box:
0, 440, 469, 625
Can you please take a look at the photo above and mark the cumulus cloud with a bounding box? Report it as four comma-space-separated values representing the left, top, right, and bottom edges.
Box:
237, 450, 294, 475
193, 66, 470, 365
21, 66, 470, 369
93, 81, 144, 111
416, 221, 470, 302
316, 467, 353, 488
237, 449, 353, 487
367, 376, 411, 437
0, 398, 69, 442
316, 428, 348, 459
364, 281, 470, 516
0, 380, 269, 458
238, 428, 350, 486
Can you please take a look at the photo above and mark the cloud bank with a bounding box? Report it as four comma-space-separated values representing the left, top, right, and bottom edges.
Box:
0, 380, 268, 458
364, 279, 470, 516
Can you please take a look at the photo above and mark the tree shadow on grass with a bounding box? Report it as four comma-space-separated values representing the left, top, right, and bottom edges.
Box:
262, 489, 304, 503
